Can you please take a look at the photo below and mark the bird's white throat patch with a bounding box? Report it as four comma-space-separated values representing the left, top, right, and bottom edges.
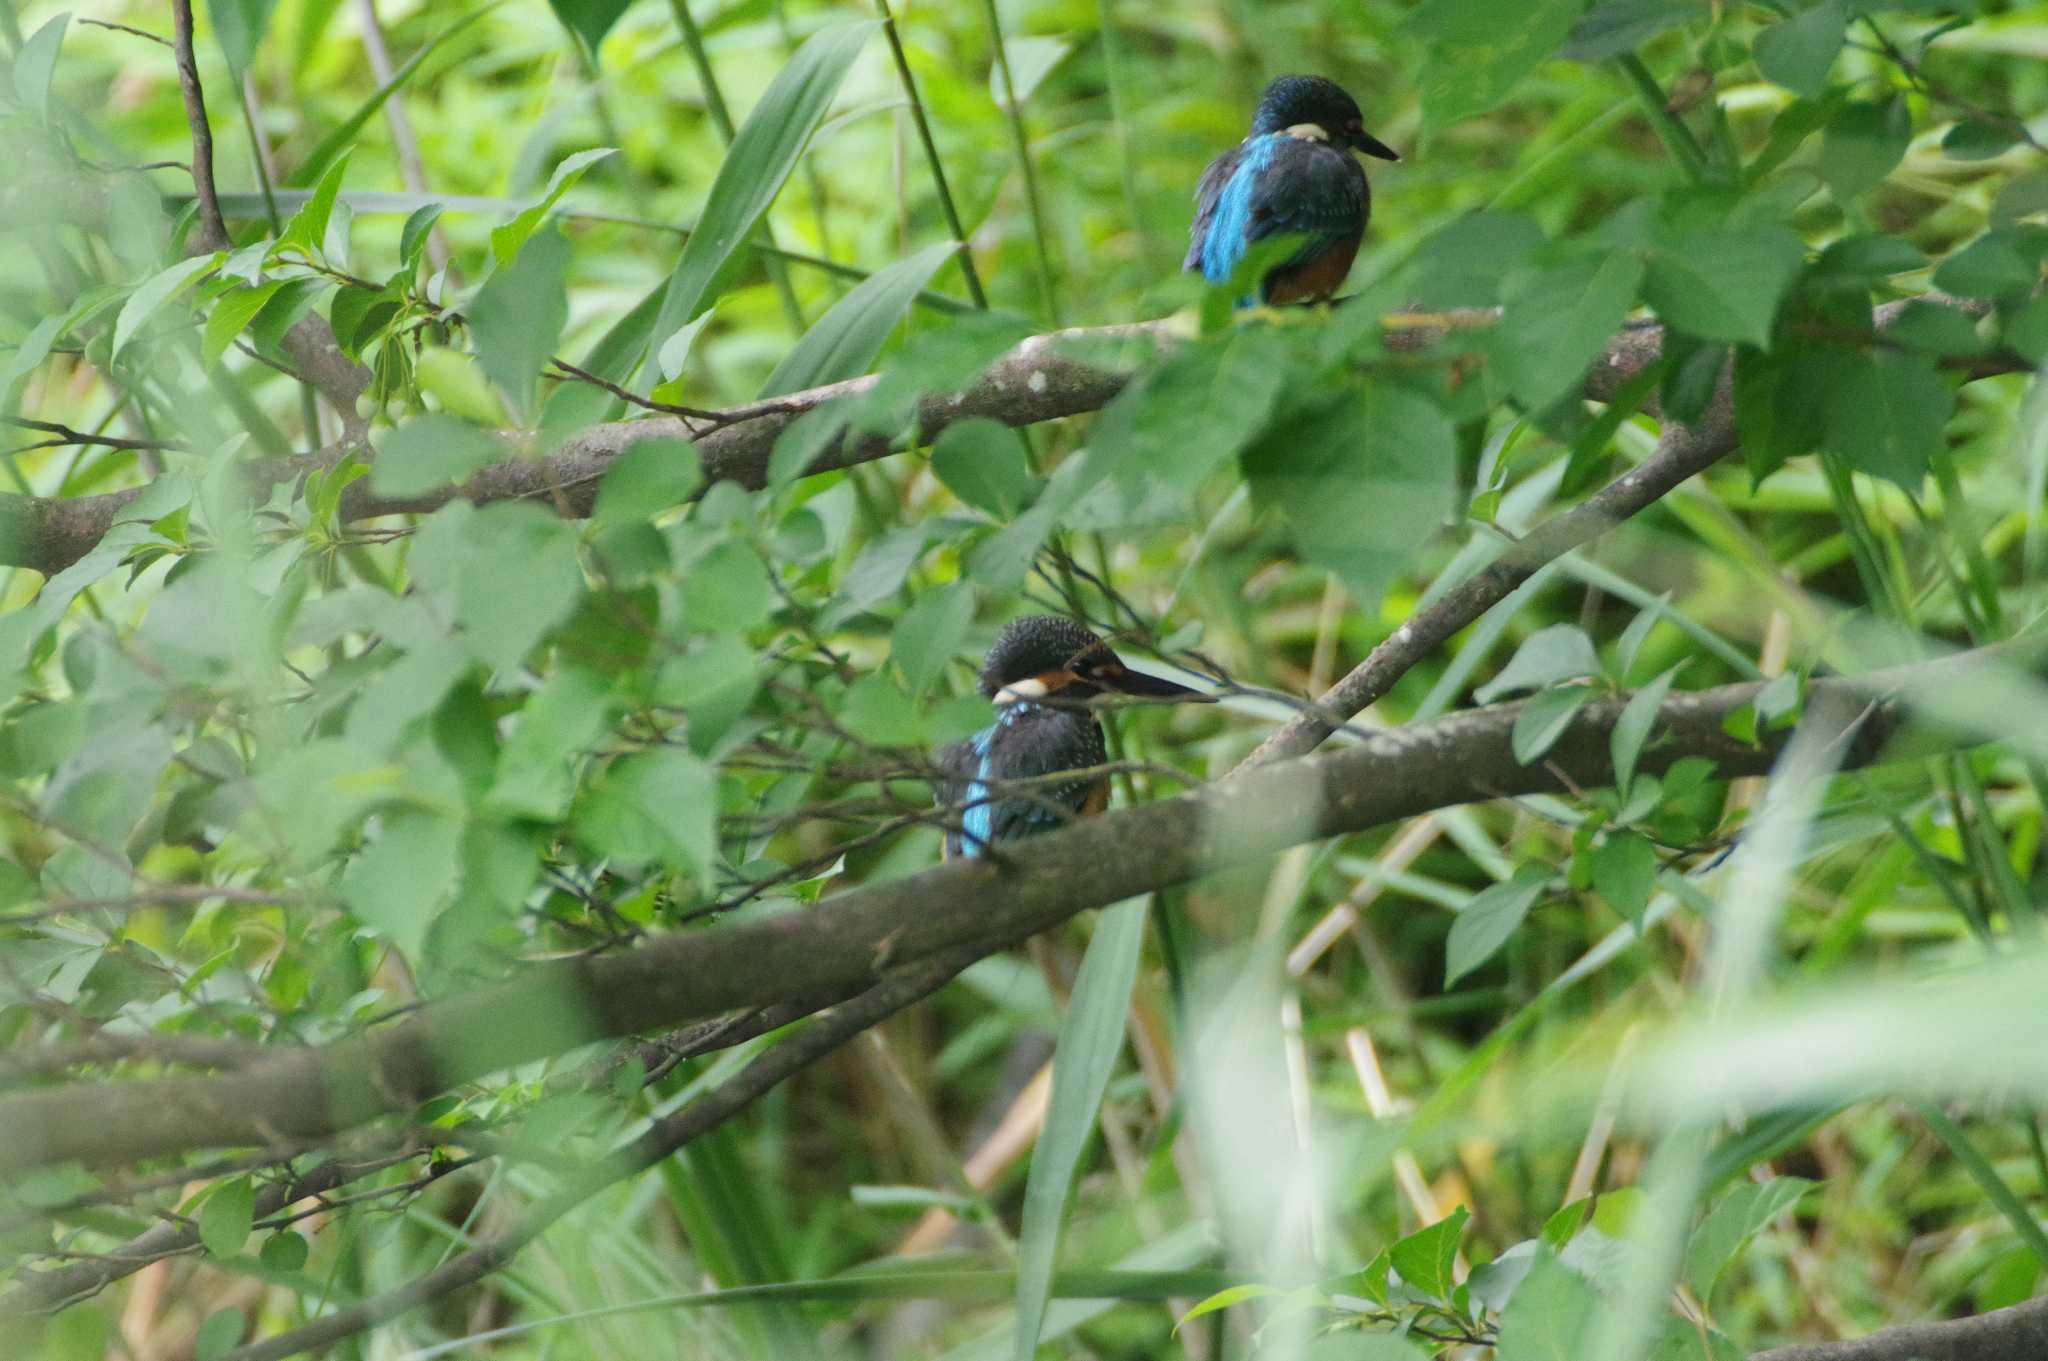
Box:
993, 676, 1053, 706
1284, 122, 1331, 142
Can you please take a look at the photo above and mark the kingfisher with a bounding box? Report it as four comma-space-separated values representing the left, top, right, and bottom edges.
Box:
1185, 74, 1400, 305
935, 616, 1202, 859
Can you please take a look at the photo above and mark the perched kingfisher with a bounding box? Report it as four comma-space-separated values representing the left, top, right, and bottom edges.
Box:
1185, 74, 1400, 305
935, 616, 1201, 859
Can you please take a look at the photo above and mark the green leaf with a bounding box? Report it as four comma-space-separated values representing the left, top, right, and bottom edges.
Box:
1409, 0, 1586, 128
654, 309, 717, 385
1091, 330, 1290, 493
1943, 117, 2019, 162
1478, 624, 1603, 702
1495, 1250, 1596, 1360
548, 0, 634, 60
0, 314, 67, 403
194, 1308, 245, 1361
1820, 97, 1910, 203
470, 225, 570, 422
1590, 831, 1658, 921
400, 203, 446, 269
1512, 684, 1594, 765
1813, 233, 1927, 282
367, 415, 506, 499
278, 153, 351, 256
594, 437, 703, 527
1242, 383, 1457, 613
1469, 1240, 1540, 1312
930, 418, 1036, 519
287, 7, 494, 190
1683, 1177, 1814, 1301
993, 35, 1071, 106
1753, 0, 1847, 99
1560, 0, 1702, 61
489, 666, 615, 820
211, 0, 278, 78
685, 539, 776, 635
491, 147, 616, 266
112, 255, 221, 359
1389, 1206, 1470, 1302
1933, 230, 2045, 300
760, 241, 960, 398
576, 748, 718, 882
1446, 866, 1549, 986
1013, 898, 1149, 1361
1644, 227, 1805, 348
260, 1230, 310, 1272
891, 581, 975, 698
1612, 663, 1678, 796
202, 279, 285, 368
197, 1176, 255, 1259
1819, 350, 1953, 488
649, 22, 877, 362
1410, 213, 1546, 308
1492, 250, 1644, 410
340, 809, 463, 960
13, 13, 69, 119
1175, 1283, 1280, 1330
412, 502, 586, 673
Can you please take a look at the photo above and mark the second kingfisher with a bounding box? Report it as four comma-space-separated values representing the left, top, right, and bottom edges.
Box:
1185, 74, 1400, 306
936, 616, 1202, 860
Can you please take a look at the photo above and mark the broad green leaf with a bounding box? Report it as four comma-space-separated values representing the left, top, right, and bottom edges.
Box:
411, 502, 586, 673
1561, 0, 1702, 61
1013, 897, 1149, 1361
593, 436, 703, 527
261, 1231, 309, 1272
340, 809, 463, 960
194, 1309, 244, 1361
13, 13, 68, 119
367, 416, 508, 499
1091, 330, 1290, 493
278, 153, 352, 257
1409, 0, 1585, 128
0, 314, 67, 402
287, 7, 494, 190
1590, 831, 1658, 921
1813, 233, 1928, 282
1612, 663, 1678, 796
1242, 383, 1457, 613
1644, 227, 1804, 348
489, 666, 615, 820
491, 148, 617, 266
1174, 1284, 1280, 1330
576, 748, 717, 883
1446, 866, 1550, 986
1943, 117, 2019, 162
197, 1176, 255, 1259
993, 35, 1071, 107
1683, 1177, 1815, 1300
1820, 97, 1910, 203
685, 539, 776, 635
1753, 0, 1846, 98
655, 309, 716, 384
930, 418, 1036, 519
760, 241, 960, 398
1468, 1240, 1540, 1312
653, 639, 761, 753
401, 203, 446, 269
1932, 229, 2047, 300
211, 0, 278, 77
891, 581, 975, 698
202, 280, 285, 367
1409, 212, 1545, 308
548, 0, 634, 60
470, 225, 569, 421
1477, 624, 1602, 702
1818, 350, 1953, 488
649, 22, 878, 364
1495, 1250, 1596, 1361
1512, 684, 1594, 765
1389, 1206, 1470, 1302
112, 255, 221, 358
1492, 250, 1643, 410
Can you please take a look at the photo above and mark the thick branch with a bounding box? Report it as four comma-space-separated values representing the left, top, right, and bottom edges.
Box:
0, 641, 2035, 1179
1750, 1297, 2048, 1361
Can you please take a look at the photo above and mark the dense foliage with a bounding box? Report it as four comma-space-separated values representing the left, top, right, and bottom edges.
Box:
1, 1, 2045, 1359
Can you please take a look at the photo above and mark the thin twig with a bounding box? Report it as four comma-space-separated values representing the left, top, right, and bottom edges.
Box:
873, 0, 990, 308
168, 0, 229, 252
0, 417, 184, 454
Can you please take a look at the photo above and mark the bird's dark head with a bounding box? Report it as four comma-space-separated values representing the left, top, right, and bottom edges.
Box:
1251, 74, 1400, 162
977, 616, 1203, 706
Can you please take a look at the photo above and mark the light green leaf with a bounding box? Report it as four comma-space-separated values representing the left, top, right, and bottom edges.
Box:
112, 255, 221, 358
594, 436, 703, 527
491, 147, 617, 266
1174, 1284, 1279, 1330
1753, 0, 1847, 99
1409, 0, 1586, 128
993, 36, 1071, 107
470, 225, 569, 421
1513, 683, 1594, 765
649, 22, 878, 366
1644, 227, 1805, 348
13, 13, 69, 119
411, 502, 586, 673
278, 153, 351, 256
0, 315, 69, 402
1495, 1250, 1596, 1360
210, 0, 278, 77
1683, 1177, 1814, 1301
576, 748, 718, 883
400, 203, 446, 269
1612, 663, 1679, 796
367, 416, 508, 499
655, 309, 716, 384
930, 418, 1036, 519
891, 582, 975, 699
339, 809, 464, 959
194, 1309, 244, 1361
1445, 866, 1550, 986
1013, 897, 1149, 1361
197, 1175, 255, 1259
1590, 831, 1658, 921
287, 7, 493, 190
760, 241, 960, 398
1492, 250, 1644, 410
686, 539, 775, 635
1477, 624, 1602, 702
1389, 1206, 1470, 1302
489, 666, 615, 820
202, 280, 286, 368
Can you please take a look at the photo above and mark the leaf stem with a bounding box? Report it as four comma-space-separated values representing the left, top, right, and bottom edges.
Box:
873, 0, 990, 309
1911, 1098, 2048, 1268
1614, 53, 1712, 185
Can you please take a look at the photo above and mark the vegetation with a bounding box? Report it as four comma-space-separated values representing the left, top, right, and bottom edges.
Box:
1, 0, 2045, 1359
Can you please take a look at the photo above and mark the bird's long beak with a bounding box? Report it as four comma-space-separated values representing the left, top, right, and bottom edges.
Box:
1351, 130, 1401, 162
1102, 669, 1210, 702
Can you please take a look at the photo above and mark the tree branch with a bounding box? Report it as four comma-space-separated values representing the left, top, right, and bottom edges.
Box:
168, 0, 227, 253
0, 639, 2035, 1179
1750, 1296, 2048, 1361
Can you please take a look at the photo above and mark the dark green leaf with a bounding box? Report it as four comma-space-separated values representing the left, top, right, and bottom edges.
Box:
1813, 233, 1928, 281
1645, 227, 1804, 347
1943, 117, 2019, 161
1819, 350, 1953, 488
1090, 331, 1290, 492
260, 1231, 309, 1272
548, 0, 635, 59
488, 666, 614, 819
577, 748, 718, 882
1820, 97, 1910, 202
1561, 0, 1704, 61
1445, 866, 1550, 986
1753, 0, 1847, 99
470, 225, 569, 421
1390, 1206, 1470, 1302
1409, 0, 1586, 127
930, 419, 1036, 519
760, 241, 960, 398
278, 153, 351, 256
1684, 1178, 1815, 1300
194, 1309, 244, 1361
1495, 1250, 1596, 1359
1492, 250, 1644, 409
1933, 230, 2044, 300
1409, 213, 1545, 307
650, 23, 878, 370
1612, 663, 1678, 795
891, 581, 975, 698
1590, 831, 1658, 920
202, 280, 286, 368
401, 203, 446, 268
1513, 684, 1595, 765
1478, 624, 1603, 702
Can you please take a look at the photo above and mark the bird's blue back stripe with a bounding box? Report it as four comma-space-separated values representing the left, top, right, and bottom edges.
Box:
1200, 135, 1279, 285
961, 725, 997, 857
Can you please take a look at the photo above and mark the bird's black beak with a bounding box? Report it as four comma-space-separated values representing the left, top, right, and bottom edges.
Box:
1098, 668, 1208, 702
1351, 129, 1400, 161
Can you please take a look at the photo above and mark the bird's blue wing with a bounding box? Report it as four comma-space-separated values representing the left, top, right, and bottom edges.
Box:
1242, 139, 1367, 271
934, 731, 989, 860
1185, 143, 1247, 276
1188, 137, 1281, 286
945, 707, 1105, 858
